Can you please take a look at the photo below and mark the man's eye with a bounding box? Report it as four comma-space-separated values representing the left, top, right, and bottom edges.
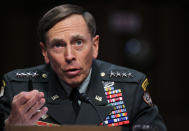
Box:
75, 40, 82, 46
54, 43, 62, 48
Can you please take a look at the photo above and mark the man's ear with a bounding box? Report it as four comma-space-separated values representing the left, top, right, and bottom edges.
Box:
40, 42, 49, 64
92, 35, 99, 59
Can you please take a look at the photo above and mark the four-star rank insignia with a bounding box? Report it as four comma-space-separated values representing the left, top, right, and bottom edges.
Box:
16, 72, 39, 78
110, 71, 134, 78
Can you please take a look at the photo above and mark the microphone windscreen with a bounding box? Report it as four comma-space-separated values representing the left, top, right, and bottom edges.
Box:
79, 93, 91, 103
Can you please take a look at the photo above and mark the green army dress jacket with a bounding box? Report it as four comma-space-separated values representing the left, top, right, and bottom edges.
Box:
0, 59, 166, 130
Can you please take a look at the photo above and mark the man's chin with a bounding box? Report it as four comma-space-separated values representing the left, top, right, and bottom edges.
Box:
60, 73, 86, 88
64, 78, 83, 88
67, 81, 81, 88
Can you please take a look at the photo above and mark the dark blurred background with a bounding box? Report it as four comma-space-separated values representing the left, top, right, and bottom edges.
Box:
1, 0, 188, 130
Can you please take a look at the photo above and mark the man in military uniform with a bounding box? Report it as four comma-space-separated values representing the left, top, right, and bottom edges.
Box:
0, 4, 166, 131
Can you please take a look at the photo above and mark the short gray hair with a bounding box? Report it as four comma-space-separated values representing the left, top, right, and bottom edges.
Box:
37, 4, 96, 44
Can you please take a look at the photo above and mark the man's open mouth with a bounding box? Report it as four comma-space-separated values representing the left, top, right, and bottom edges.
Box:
65, 68, 81, 76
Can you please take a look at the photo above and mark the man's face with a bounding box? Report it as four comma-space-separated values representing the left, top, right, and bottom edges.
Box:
40, 14, 99, 88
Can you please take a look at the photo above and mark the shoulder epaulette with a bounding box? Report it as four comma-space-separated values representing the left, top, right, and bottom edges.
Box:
95, 59, 146, 83
5, 65, 49, 82
100, 69, 145, 83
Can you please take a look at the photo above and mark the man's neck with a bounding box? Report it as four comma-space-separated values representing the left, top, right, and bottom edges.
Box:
58, 68, 92, 96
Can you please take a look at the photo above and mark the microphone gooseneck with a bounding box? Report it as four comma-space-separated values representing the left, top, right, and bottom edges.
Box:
78, 93, 105, 126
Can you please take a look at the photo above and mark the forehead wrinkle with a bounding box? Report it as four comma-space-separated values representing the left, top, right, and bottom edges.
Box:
48, 27, 88, 43
48, 15, 88, 35
49, 23, 86, 35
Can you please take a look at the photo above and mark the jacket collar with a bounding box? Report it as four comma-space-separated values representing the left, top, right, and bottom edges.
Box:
45, 60, 114, 125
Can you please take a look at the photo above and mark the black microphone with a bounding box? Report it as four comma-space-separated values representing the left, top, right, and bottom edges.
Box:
78, 93, 91, 103
78, 93, 105, 126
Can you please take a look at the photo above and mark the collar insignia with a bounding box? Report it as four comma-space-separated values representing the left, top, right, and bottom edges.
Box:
95, 95, 102, 101
51, 94, 59, 101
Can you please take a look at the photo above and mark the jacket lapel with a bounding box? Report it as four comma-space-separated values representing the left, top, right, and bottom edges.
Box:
45, 66, 76, 124
46, 100, 76, 124
76, 61, 114, 125
44, 61, 114, 125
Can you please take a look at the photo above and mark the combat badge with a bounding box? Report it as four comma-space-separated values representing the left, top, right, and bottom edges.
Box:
143, 92, 153, 106
0, 80, 6, 97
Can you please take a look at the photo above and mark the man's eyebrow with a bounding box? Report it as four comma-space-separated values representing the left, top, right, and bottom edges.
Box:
47, 35, 86, 45
49, 39, 65, 45
71, 35, 86, 42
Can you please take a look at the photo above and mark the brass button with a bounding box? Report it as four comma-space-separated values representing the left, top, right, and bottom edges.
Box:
42, 73, 47, 78
100, 72, 105, 77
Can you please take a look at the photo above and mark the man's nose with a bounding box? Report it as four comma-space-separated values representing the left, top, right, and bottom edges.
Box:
64, 45, 75, 63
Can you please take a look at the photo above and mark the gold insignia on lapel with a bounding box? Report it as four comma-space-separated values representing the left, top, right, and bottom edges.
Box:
142, 78, 149, 91
100, 72, 105, 77
51, 94, 59, 101
143, 92, 153, 106
41, 114, 48, 120
0, 80, 6, 97
95, 95, 102, 101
